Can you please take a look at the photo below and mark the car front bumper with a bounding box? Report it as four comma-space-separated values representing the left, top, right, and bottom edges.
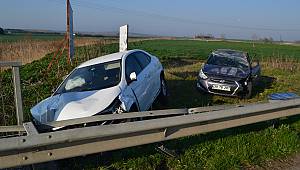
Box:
196, 76, 245, 97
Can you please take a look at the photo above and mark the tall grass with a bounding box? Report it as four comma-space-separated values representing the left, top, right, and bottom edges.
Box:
0, 39, 60, 65
260, 56, 300, 72
0, 37, 118, 70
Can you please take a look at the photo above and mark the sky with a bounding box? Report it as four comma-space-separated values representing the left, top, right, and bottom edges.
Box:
1, 0, 300, 41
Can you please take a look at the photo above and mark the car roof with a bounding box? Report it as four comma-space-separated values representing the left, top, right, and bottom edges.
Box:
212, 49, 247, 59
77, 50, 137, 68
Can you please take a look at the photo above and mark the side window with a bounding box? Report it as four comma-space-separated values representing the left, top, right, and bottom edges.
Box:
125, 54, 142, 81
134, 52, 151, 69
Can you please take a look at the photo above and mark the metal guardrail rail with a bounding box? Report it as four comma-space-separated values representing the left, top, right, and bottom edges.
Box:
0, 99, 299, 168
0, 104, 241, 132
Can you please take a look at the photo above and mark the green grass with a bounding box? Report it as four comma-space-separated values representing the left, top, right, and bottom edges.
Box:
129, 39, 300, 60
1, 39, 300, 169
0, 33, 64, 42
0, 33, 116, 43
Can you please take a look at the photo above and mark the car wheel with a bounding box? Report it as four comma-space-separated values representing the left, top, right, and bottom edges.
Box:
244, 81, 253, 99
158, 75, 168, 104
129, 104, 138, 112
196, 82, 208, 95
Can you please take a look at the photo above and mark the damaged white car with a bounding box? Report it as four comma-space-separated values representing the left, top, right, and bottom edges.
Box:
31, 49, 168, 124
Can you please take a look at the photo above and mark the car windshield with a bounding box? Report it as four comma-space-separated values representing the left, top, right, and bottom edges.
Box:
55, 60, 121, 95
207, 54, 249, 70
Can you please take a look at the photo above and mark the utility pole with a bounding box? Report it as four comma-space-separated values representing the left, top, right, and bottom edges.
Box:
66, 0, 71, 63
47, 0, 74, 70
66, 0, 74, 63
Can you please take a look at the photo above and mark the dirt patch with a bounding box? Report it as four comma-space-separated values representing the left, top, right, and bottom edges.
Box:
246, 153, 300, 170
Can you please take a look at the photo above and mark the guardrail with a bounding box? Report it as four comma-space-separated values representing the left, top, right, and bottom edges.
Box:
0, 99, 299, 168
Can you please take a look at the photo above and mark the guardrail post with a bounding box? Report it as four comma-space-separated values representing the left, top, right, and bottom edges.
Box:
12, 66, 24, 125
0, 61, 23, 126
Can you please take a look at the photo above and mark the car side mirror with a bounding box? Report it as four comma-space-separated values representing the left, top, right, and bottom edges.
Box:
51, 88, 56, 94
129, 72, 137, 83
251, 74, 258, 79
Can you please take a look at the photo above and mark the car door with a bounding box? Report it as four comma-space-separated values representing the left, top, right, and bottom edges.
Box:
134, 52, 155, 109
248, 55, 261, 79
125, 53, 149, 111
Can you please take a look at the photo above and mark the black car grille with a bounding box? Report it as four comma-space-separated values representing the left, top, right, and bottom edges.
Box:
210, 78, 236, 85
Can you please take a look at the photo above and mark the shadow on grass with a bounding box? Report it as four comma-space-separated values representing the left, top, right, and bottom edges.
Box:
153, 79, 213, 110
252, 76, 276, 96
169, 71, 199, 80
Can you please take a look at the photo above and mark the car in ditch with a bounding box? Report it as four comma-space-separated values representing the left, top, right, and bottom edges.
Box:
196, 49, 260, 98
31, 49, 168, 124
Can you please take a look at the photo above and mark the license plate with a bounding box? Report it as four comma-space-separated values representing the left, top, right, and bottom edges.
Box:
212, 84, 231, 91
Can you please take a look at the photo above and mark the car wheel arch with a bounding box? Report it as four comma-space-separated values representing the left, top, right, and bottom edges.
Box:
129, 103, 139, 112
119, 92, 140, 112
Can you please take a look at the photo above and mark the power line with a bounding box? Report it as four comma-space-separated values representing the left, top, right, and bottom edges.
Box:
47, 0, 300, 32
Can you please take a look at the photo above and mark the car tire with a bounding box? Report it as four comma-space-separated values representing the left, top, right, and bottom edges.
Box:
129, 104, 138, 112
244, 81, 253, 99
196, 82, 208, 95
158, 75, 168, 104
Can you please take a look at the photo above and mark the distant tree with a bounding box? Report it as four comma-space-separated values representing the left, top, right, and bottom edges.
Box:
0, 27, 4, 35
220, 34, 226, 40
279, 35, 283, 44
260, 37, 274, 44
251, 33, 258, 48
251, 33, 258, 41
269, 37, 274, 43
194, 34, 214, 40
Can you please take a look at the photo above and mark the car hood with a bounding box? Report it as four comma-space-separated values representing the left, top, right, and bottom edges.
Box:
203, 64, 249, 79
30, 86, 121, 123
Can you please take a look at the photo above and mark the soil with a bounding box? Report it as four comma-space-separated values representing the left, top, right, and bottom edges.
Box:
246, 153, 300, 170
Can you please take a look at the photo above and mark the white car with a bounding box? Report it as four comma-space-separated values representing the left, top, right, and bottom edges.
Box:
31, 49, 167, 123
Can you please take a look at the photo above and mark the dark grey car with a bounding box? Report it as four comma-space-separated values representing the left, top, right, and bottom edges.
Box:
196, 49, 261, 98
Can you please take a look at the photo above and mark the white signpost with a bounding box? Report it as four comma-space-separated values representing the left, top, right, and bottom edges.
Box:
119, 25, 128, 52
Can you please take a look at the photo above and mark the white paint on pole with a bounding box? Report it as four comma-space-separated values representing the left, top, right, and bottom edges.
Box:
119, 25, 128, 52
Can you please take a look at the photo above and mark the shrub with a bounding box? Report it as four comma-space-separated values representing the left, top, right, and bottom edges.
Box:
0, 27, 5, 35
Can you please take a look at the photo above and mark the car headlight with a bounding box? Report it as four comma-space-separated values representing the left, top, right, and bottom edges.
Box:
199, 69, 208, 79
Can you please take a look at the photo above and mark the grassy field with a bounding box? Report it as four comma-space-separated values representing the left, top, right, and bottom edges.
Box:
1, 39, 300, 169
0, 33, 64, 42
128, 39, 300, 61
